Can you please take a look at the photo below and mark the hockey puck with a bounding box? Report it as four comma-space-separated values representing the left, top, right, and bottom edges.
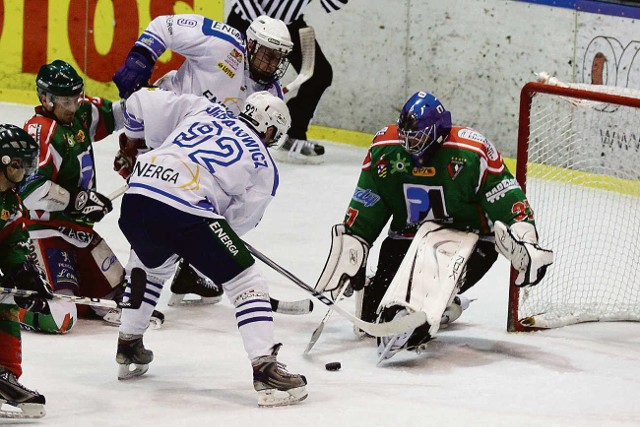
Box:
325, 362, 341, 371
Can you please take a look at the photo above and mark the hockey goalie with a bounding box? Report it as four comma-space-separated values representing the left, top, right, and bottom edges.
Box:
315, 90, 554, 362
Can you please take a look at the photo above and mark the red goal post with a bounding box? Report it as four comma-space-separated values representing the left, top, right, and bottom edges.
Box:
508, 78, 640, 332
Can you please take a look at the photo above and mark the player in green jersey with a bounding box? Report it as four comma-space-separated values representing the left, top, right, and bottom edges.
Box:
0, 124, 52, 418
19, 60, 130, 333
315, 91, 554, 360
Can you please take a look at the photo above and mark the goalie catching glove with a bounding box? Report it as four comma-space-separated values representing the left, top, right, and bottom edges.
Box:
65, 188, 113, 223
315, 224, 369, 300
494, 221, 554, 287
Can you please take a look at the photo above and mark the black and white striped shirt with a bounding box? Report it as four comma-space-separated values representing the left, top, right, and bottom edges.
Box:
231, 0, 348, 25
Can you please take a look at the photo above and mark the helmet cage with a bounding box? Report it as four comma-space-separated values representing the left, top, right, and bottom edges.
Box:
397, 91, 452, 157
0, 125, 40, 180
246, 16, 292, 85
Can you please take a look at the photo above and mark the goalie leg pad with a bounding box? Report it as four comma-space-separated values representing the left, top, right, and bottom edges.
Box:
377, 222, 479, 339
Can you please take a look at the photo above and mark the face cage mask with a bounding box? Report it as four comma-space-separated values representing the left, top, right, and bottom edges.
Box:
398, 124, 436, 156
248, 44, 291, 85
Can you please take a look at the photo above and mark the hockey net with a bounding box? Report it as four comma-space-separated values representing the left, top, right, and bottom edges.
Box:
507, 77, 640, 332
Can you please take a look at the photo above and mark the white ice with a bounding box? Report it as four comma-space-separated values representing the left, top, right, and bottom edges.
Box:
2, 102, 640, 426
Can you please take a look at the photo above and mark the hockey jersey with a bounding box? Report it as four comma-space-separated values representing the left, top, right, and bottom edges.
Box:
137, 14, 282, 115
21, 97, 120, 246
345, 125, 535, 244
125, 91, 279, 237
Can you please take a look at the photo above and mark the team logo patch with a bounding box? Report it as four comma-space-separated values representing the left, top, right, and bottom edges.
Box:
353, 187, 381, 207
176, 18, 197, 27
217, 62, 235, 78
485, 178, 520, 203
412, 166, 436, 176
230, 49, 243, 61
390, 153, 409, 175
75, 130, 85, 143
1, 209, 9, 220
448, 158, 465, 179
376, 159, 389, 177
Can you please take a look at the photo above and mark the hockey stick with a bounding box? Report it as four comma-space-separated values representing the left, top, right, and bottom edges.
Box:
303, 283, 349, 354
103, 184, 311, 315
271, 297, 313, 315
107, 184, 129, 201
245, 242, 427, 337
0, 286, 141, 309
282, 27, 315, 94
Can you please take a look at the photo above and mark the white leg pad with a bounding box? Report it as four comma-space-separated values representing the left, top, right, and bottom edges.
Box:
378, 222, 479, 337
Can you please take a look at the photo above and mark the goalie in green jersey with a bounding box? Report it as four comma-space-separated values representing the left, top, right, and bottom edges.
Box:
315, 91, 554, 361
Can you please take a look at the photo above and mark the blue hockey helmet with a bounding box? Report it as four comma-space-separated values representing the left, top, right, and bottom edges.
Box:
397, 91, 452, 156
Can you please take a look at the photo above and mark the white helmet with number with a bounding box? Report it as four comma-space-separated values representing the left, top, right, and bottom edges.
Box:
240, 91, 291, 147
246, 16, 293, 84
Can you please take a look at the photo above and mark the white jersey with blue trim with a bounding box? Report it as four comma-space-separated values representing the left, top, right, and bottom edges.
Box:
126, 98, 279, 237
123, 88, 216, 150
137, 14, 282, 115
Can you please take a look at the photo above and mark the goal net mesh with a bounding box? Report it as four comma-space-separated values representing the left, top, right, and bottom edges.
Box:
508, 79, 640, 331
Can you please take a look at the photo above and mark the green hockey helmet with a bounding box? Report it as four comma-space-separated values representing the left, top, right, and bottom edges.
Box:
0, 124, 40, 179
36, 60, 84, 97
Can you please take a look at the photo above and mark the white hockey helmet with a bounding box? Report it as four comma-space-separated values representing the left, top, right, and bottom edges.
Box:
240, 91, 291, 147
246, 16, 293, 84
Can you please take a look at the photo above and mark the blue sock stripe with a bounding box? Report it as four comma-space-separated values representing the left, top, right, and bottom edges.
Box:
145, 288, 161, 299
236, 298, 270, 309
237, 316, 273, 327
142, 297, 158, 307
235, 306, 272, 318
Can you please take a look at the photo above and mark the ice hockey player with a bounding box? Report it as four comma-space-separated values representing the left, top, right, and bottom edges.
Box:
112, 13, 295, 304
0, 124, 52, 418
115, 90, 307, 407
315, 91, 554, 361
19, 60, 162, 333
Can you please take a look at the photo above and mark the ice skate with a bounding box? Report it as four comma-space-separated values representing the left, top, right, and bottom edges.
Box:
102, 307, 165, 329
273, 137, 324, 165
251, 343, 307, 407
116, 333, 154, 380
168, 260, 223, 306
376, 306, 432, 364
0, 368, 45, 419
440, 295, 471, 327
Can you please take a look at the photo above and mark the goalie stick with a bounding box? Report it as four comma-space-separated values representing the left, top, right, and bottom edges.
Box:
282, 27, 315, 95
245, 242, 427, 337
303, 282, 349, 355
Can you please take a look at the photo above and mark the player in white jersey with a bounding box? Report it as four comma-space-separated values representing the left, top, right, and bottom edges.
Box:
112, 14, 292, 114
115, 90, 308, 407
113, 13, 293, 304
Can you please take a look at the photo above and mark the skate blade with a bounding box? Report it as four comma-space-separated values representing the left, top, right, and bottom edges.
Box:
117, 363, 149, 380
257, 386, 308, 408
0, 402, 46, 419
167, 293, 222, 306
377, 336, 400, 365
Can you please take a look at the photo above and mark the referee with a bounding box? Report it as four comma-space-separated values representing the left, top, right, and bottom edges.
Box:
227, 0, 349, 164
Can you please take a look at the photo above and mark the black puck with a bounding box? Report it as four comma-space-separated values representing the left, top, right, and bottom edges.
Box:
325, 362, 341, 371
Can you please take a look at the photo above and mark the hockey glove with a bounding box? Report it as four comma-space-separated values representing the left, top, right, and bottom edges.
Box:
65, 189, 113, 223
494, 221, 554, 287
113, 133, 147, 179
8, 262, 53, 314
315, 224, 369, 300
112, 47, 155, 98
